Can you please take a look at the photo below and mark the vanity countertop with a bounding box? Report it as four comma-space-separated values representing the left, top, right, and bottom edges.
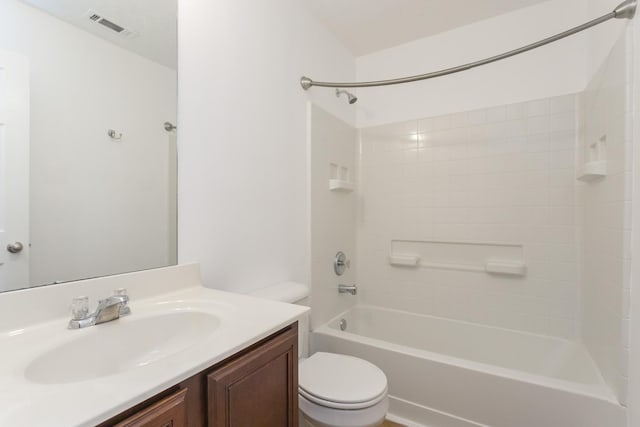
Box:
0, 264, 308, 427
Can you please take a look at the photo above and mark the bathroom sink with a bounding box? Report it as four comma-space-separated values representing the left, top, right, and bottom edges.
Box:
24, 310, 220, 384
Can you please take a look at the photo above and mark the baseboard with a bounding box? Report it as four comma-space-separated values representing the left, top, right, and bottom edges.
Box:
387, 395, 487, 427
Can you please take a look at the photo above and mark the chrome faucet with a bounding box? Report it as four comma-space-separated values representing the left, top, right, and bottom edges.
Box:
338, 284, 357, 295
68, 290, 131, 329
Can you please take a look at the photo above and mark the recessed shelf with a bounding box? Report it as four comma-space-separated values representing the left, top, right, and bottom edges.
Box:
389, 240, 526, 276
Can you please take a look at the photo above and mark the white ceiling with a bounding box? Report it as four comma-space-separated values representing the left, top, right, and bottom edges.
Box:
307, 0, 551, 56
20, 0, 548, 68
21, 0, 176, 69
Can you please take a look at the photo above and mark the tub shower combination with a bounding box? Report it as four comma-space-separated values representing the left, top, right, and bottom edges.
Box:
303, 1, 636, 426
312, 306, 624, 427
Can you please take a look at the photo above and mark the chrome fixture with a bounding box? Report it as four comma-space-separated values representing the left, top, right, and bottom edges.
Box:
164, 121, 177, 132
339, 318, 347, 331
107, 129, 123, 140
300, 0, 637, 90
6, 241, 24, 254
113, 288, 131, 317
615, 0, 638, 18
335, 88, 358, 104
68, 290, 131, 329
334, 251, 350, 276
338, 284, 357, 295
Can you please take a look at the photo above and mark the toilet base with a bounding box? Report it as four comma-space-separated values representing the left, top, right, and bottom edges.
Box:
299, 394, 388, 427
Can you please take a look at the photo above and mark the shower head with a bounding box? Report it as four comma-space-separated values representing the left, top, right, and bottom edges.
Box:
336, 89, 358, 104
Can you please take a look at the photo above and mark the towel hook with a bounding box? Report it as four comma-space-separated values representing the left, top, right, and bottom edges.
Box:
107, 129, 123, 140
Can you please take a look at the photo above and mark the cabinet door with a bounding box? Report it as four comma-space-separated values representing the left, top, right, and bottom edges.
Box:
207, 325, 298, 427
114, 388, 188, 427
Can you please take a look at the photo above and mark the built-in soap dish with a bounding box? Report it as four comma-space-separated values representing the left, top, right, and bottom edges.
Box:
485, 260, 526, 276
577, 160, 607, 182
329, 179, 355, 192
577, 135, 607, 182
388, 254, 420, 267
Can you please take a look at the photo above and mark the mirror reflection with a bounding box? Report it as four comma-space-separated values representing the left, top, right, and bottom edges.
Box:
0, 0, 177, 292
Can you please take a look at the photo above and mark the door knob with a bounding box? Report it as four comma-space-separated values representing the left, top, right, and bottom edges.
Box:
7, 242, 24, 254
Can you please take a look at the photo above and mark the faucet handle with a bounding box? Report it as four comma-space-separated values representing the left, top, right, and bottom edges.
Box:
70, 296, 89, 320
113, 288, 131, 316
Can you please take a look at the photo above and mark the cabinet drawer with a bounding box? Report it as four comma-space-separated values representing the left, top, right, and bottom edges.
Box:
114, 388, 188, 427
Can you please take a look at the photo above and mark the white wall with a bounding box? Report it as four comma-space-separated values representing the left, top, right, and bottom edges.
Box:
0, 0, 177, 286
355, 0, 588, 127
357, 94, 581, 338
177, 0, 355, 293
309, 104, 357, 328
587, 0, 631, 81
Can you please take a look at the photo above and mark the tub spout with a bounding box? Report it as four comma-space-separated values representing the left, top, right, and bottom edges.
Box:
338, 284, 357, 295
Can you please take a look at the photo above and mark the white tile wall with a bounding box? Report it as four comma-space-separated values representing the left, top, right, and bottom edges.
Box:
357, 93, 582, 339
580, 29, 633, 405
309, 104, 358, 329
352, 28, 633, 405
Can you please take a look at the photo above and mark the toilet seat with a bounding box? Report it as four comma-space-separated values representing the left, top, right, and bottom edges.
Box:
299, 385, 388, 410
299, 352, 388, 410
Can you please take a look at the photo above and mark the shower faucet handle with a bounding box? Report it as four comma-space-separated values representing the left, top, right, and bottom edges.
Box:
334, 251, 350, 276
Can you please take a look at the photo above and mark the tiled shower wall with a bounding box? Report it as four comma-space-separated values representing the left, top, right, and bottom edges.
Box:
357, 95, 581, 339
309, 104, 358, 330
580, 29, 633, 404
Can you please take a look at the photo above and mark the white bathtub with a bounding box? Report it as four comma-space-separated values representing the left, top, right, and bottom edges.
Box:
311, 305, 625, 427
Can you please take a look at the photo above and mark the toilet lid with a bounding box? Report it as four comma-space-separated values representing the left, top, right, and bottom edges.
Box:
299, 352, 387, 409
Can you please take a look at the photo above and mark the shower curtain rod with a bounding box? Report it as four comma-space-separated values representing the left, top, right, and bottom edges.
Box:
300, 0, 636, 91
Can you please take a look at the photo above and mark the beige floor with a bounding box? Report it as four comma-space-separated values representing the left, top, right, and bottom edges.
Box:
381, 420, 405, 427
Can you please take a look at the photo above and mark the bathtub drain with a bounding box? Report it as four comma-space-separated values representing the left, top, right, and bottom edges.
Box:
339, 318, 347, 331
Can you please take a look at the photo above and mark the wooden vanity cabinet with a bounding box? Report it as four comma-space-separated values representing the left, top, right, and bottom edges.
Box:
114, 389, 188, 427
207, 323, 298, 427
98, 323, 298, 427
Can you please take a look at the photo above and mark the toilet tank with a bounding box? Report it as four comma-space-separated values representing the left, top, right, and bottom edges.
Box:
248, 282, 310, 358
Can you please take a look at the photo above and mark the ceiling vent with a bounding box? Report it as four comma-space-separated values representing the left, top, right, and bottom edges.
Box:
84, 10, 138, 39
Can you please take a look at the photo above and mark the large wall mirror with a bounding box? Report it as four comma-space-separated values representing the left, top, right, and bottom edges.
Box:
0, 0, 177, 292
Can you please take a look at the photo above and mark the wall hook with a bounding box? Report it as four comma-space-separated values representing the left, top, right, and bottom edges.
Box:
107, 129, 123, 140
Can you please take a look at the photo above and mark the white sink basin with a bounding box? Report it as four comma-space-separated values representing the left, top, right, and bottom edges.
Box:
0, 264, 310, 427
24, 310, 220, 384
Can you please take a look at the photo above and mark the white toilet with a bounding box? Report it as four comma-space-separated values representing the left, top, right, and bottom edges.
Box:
249, 282, 389, 427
